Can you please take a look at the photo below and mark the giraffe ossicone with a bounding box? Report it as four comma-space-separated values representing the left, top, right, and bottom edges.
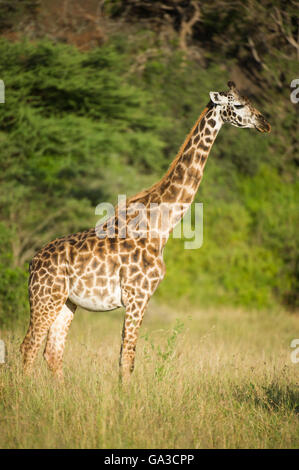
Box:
20, 82, 271, 381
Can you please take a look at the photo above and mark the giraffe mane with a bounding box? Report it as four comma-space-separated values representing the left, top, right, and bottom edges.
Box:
128, 105, 210, 204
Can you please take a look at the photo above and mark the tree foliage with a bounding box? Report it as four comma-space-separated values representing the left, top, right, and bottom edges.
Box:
0, 1, 298, 326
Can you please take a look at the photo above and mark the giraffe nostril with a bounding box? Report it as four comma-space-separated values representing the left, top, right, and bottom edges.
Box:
256, 116, 271, 133
265, 122, 271, 133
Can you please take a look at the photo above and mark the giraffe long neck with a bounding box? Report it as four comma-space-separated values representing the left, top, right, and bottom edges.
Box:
158, 104, 222, 204
125, 104, 223, 242
152, 103, 223, 234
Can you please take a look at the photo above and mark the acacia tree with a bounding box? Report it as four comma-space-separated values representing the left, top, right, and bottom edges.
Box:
0, 39, 166, 325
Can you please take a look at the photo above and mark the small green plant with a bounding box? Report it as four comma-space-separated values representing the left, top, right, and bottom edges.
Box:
143, 319, 185, 381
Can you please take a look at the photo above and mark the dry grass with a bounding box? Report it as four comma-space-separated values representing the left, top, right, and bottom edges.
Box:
0, 303, 298, 449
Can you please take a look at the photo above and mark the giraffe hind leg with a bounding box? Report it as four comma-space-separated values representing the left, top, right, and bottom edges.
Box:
43, 299, 76, 381
21, 282, 68, 377
20, 308, 63, 377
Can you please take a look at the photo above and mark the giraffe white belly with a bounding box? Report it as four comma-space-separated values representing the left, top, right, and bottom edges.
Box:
68, 283, 123, 312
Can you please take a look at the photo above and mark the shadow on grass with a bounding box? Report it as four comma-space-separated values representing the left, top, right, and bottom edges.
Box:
233, 381, 299, 414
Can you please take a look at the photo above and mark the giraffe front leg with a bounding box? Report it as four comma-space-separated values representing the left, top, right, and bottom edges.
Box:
119, 292, 150, 383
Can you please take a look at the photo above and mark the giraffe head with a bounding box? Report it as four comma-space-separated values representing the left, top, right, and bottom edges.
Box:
209, 81, 271, 133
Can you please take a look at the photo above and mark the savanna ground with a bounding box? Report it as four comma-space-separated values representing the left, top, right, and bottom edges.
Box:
0, 303, 298, 449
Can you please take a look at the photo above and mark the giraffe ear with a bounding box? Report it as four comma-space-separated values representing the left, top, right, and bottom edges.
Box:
227, 80, 236, 89
209, 92, 228, 105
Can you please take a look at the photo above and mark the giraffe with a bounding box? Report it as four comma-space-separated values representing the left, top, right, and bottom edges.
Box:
20, 81, 271, 381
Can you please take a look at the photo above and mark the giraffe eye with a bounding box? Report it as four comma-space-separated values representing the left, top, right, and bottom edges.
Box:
234, 104, 244, 109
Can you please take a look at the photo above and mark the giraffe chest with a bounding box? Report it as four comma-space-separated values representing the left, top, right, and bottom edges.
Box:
68, 273, 122, 312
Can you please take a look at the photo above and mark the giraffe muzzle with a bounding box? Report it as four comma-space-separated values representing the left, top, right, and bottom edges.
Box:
255, 117, 271, 134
